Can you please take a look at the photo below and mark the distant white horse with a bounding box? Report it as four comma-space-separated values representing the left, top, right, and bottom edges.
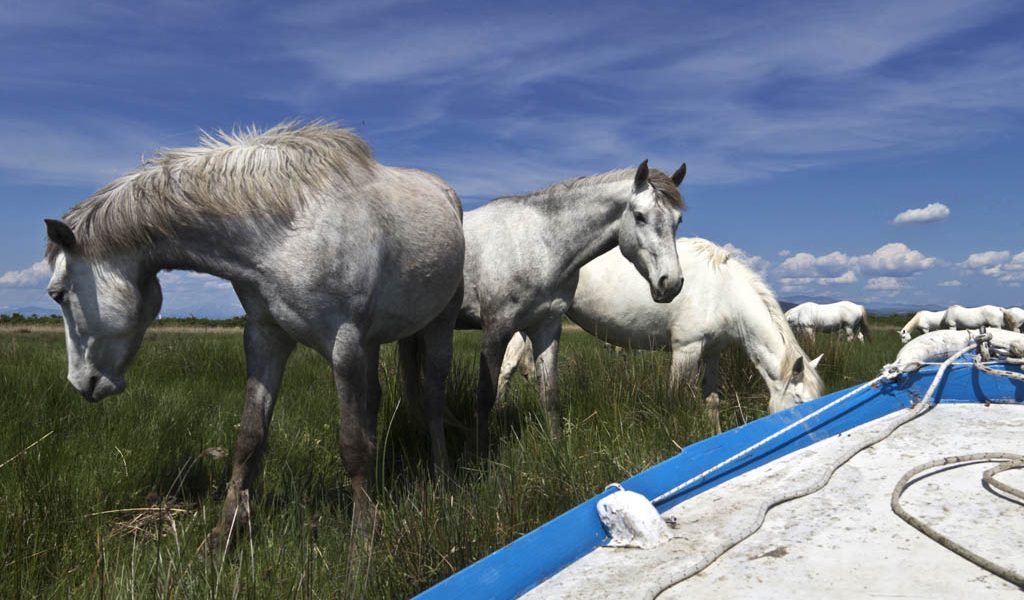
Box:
461, 161, 685, 452
899, 310, 947, 343
785, 301, 871, 342
940, 304, 1005, 330
44, 123, 465, 542
1002, 306, 1024, 332
500, 238, 825, 433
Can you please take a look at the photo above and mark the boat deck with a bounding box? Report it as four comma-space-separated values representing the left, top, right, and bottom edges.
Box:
525, 404, 1024, 599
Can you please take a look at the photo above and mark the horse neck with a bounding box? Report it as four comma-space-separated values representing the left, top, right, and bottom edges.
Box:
142, 220, 270, 284
541, 179, 630, 276
733, 288, 796, 385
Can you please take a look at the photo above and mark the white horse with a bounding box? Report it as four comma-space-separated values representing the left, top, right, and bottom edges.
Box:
784, 301, 871, 342
44, 122, 465, 542
899, 309, 947, 343
1002, 306, 1024, 332
460, 161, 685, 452
500, 238, 825, 433
940, 304, 1005, 330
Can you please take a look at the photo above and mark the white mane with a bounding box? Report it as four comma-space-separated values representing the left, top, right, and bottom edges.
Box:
688, 238, 821, 388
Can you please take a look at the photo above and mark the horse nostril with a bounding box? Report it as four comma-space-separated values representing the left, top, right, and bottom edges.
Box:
87, 376, 98, 396
658, 275, 669, 290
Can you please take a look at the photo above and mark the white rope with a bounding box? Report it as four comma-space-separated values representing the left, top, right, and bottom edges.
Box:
891, 453, 1024, 587
644, 341, 978, 599
650, 374, 886, 506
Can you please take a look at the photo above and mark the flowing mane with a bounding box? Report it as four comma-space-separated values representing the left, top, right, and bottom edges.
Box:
494, 168, 684, 209
47, 121, 377, 263
688, 238, 824, 392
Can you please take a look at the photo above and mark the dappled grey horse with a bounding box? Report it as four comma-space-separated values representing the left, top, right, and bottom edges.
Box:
43, 122, 465, 541
459, 161, 686, 452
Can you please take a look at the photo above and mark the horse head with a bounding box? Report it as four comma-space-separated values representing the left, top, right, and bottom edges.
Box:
45, 219, 162, 401
616, 160, 685, 303
768, 354, 824, 413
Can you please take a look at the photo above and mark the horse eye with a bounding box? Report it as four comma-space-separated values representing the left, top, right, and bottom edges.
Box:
634, 212, 647, 225
49, 290, 66, 305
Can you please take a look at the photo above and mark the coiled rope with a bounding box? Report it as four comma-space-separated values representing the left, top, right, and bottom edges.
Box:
891, 452, 1024, 588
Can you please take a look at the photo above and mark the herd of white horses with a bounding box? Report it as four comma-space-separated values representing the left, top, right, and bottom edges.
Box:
38, 122, 1022, 543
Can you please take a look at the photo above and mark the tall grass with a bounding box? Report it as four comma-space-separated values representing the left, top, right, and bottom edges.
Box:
0, 322, 905, 598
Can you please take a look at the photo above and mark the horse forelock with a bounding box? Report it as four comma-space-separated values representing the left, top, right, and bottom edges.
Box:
45, 121, 377, 263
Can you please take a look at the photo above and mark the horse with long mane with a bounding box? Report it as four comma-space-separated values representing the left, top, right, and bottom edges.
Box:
940, 304, 1005, 330
44, 122, 465, 542
899, 309, 947, 343
460, 161, 685, 452
499, 237, 824, 433
784, 300, 871, 342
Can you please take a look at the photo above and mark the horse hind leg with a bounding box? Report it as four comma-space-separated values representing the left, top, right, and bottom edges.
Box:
209, 316, 294, 549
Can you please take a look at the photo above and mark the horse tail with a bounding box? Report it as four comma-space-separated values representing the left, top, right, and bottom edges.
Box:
859, 307, 872, 341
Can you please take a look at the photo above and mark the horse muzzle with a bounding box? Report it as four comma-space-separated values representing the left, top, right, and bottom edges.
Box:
69, 373, 126, 402
651, 275, 684, 303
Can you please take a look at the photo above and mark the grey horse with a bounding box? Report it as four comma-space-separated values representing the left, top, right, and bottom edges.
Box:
459, 161, 686, 452
43, 122, 465, 541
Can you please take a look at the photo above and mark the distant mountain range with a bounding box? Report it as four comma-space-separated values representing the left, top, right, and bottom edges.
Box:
0, 305, 61, 317
778, 295, 946, 316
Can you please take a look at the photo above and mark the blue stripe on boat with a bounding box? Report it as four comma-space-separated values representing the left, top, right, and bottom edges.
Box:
415, 362, 1023, 600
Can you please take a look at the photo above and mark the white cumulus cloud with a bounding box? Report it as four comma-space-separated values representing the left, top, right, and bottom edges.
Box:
856, 242, 937, 276
0, 260, 50, 287
959, 250, 1010, 269
892, 202, 950, 224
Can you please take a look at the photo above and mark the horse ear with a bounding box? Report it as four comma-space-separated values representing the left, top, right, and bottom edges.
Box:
45, 219, 76, 250
809, 354, 823, 369
792, 355, 805, 377
671, 162, 687, 186
633, 159, 650, 193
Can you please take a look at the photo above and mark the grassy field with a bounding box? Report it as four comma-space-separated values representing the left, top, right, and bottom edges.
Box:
0, 317, 906, 598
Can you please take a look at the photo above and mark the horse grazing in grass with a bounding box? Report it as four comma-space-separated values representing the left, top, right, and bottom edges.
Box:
940, 304, 1005, 331
500, 238, 824, 433
1004, 306, 1024, 332
460, 161, 685, 452
44, 122, 465, 543
899, 309, 947, 343
784, 301, 871, 342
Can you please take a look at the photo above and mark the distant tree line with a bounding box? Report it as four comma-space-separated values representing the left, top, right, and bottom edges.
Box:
0, 313, 245, 327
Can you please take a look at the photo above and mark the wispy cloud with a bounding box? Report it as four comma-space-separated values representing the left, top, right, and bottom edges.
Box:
0, 261, 50, 287
893, 202, 950, 224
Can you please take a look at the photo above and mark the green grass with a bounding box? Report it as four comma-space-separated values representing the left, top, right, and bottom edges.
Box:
0, 323, 905, 598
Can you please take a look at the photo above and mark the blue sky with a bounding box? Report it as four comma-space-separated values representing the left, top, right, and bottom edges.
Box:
1, 0, 1023, 316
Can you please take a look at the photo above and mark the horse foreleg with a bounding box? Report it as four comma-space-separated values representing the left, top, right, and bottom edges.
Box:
527, 319, 564, 438
702, 350, 723, 435
476, 328, 513, 456
669, 342, 702, 399
331, 325, 377, 536
211, 318, 294, 549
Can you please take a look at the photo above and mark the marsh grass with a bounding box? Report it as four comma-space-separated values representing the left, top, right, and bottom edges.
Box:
0, 321, 905, 598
